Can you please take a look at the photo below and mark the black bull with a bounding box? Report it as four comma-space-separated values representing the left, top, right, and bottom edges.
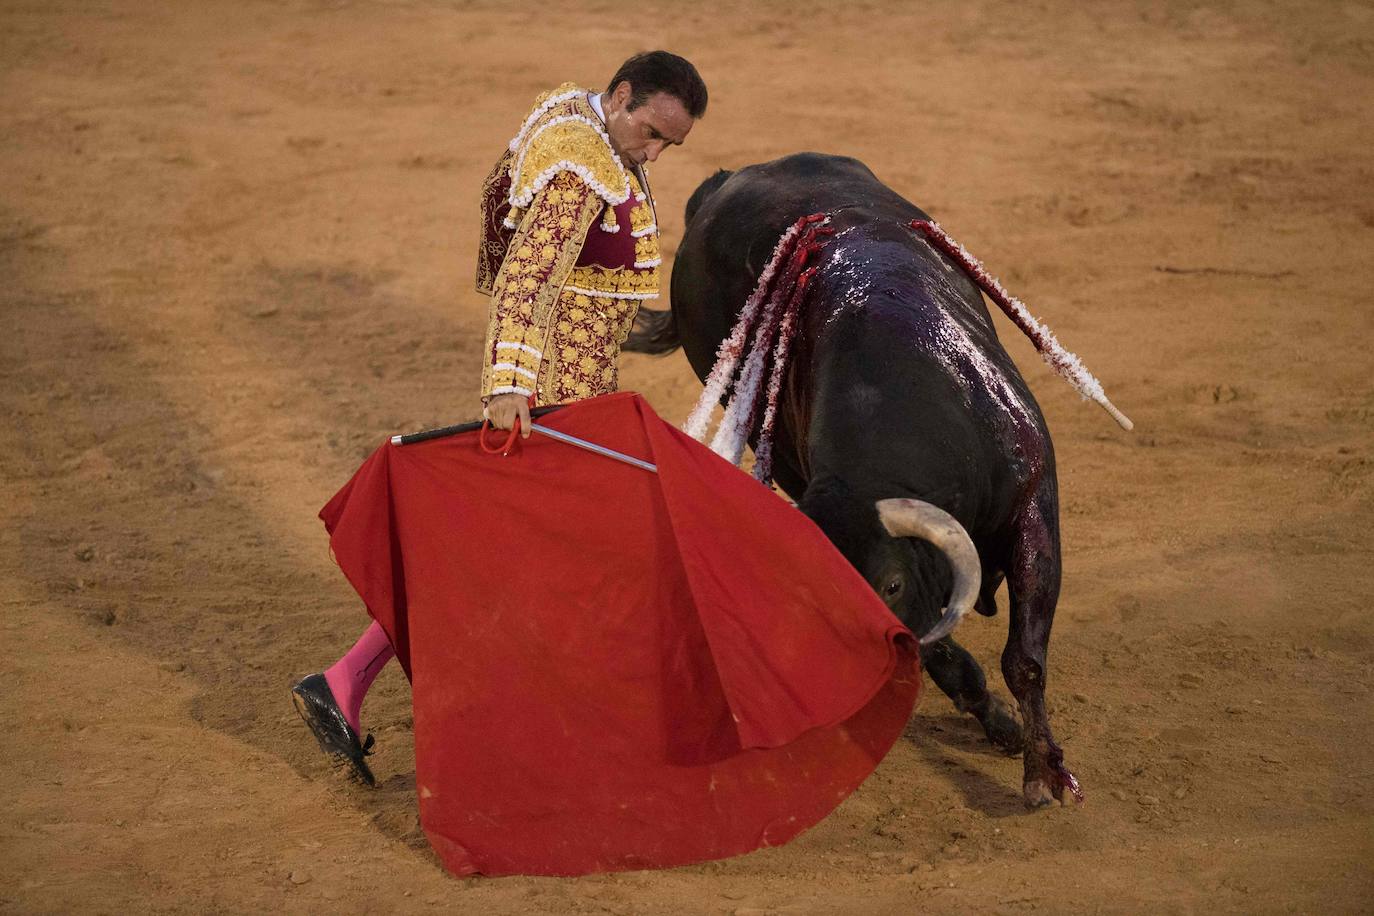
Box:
626, 152, 1082, 807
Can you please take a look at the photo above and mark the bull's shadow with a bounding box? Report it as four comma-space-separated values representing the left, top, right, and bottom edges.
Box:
904, 713, 1029, 818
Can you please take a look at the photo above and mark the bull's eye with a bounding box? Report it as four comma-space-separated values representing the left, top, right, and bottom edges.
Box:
884, 579, 903, 598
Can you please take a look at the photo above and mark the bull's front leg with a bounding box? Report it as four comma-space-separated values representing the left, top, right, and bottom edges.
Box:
920, 636, 1023, 754
1003, 496, 1082, 808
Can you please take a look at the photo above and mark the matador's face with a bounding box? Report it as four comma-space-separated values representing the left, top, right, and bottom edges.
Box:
602, 81, 694, 167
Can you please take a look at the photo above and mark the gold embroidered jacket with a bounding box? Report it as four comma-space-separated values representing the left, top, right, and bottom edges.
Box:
478, 84, 661, 405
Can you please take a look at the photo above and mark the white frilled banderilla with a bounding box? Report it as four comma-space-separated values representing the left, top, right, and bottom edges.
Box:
910, 219, 1133, 432
683, 215, 1133, 483
683, 213, 833, 484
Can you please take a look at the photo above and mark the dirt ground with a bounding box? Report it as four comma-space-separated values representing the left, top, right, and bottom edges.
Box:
3, 1, 1372, 913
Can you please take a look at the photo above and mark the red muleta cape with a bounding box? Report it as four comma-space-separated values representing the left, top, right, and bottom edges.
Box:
319, 391, 920, 877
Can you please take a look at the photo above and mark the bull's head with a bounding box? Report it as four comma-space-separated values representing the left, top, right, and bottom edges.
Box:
798, 479, 979, 645
874, 498, 979, 644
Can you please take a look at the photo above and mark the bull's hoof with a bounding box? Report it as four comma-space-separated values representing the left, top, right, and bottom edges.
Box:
1023, 779, 1058, 808
975, 695, 1023, 755
1023, 768, 1084, 809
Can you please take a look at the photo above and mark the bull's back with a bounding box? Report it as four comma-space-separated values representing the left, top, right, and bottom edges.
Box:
672, 153, 926, 373
671, 153, 1054, 531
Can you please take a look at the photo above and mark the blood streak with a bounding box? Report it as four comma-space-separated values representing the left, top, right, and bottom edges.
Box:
910, 219, 1133, 431
685, 213, 834, 482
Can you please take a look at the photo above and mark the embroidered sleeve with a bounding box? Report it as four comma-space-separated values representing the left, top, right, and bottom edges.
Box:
480, 170, 602, 401
475, 149, 515, 297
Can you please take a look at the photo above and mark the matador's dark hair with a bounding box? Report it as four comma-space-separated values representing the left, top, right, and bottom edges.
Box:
606, 51, 708, 119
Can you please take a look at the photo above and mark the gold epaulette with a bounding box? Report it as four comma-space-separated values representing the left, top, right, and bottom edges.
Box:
504, 84, 630, 228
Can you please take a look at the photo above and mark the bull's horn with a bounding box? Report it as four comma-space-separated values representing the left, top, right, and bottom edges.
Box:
875, 498, 981, 645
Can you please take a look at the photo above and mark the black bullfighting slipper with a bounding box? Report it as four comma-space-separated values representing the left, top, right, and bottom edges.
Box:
290, 673, 376, 787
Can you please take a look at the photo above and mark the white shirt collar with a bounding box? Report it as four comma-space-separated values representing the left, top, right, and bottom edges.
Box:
589, 91, 606, 123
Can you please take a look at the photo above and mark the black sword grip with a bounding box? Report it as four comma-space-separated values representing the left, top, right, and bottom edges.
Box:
393, 404, 566, 446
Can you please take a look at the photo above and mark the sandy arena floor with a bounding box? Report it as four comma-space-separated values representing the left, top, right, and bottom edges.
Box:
3, 1, 1372, 913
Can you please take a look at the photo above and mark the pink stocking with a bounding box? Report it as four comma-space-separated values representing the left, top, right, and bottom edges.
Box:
323, 620, 395, 734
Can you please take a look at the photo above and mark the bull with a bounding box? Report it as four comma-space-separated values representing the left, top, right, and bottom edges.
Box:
627, 152, 1083, 807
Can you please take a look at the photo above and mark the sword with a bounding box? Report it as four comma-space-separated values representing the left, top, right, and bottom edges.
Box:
528, 424, 657, 473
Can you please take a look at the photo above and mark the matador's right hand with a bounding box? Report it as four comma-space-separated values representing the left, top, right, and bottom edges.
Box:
484, 393, 532, 438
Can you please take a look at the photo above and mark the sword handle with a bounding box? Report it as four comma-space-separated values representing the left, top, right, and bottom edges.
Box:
391, 405, 567, 446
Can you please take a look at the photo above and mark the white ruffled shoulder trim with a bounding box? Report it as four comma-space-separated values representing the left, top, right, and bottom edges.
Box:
508, 88, 583, 154
507, 103, 631, 210
510, 157, 630, 211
